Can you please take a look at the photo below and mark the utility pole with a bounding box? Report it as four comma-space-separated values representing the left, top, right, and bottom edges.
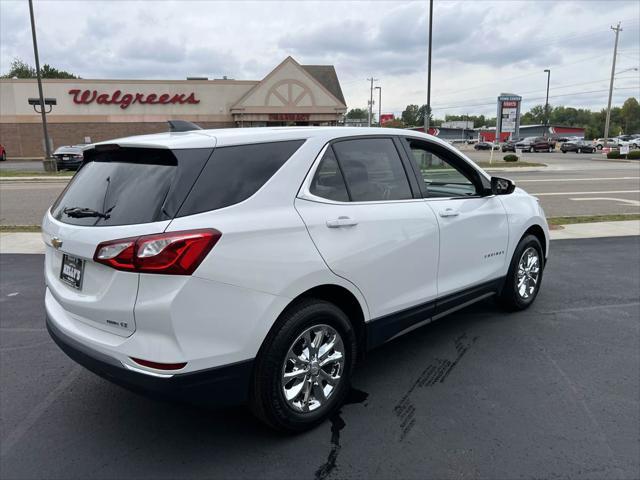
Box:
604, 22, 622, 145
424, 0, 433, 133
28, 0, 52, 160
544, 69, 551, 137
367, 77, 378, 127
375, 86, 381, 126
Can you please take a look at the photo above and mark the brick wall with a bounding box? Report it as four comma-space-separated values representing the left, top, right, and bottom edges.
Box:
0, 121, 235, 158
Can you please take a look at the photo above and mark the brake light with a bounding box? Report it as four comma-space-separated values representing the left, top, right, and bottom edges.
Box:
94, 229, 221, 275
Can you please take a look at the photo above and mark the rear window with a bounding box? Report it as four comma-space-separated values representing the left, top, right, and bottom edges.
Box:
177, 140, 304, 216
51, 147, 212, 226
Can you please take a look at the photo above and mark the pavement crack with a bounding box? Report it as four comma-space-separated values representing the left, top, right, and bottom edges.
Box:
313, 387, 368, 480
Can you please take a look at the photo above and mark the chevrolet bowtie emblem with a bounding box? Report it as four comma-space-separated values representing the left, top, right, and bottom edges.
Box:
51, 237, 63, 249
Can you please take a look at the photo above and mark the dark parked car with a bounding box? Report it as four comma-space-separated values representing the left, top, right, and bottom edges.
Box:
474, 141, 499, 150
515, 137, 554, 153
53, 145, 85, 170
561, 140, 596, 154
501, 138, 522, 152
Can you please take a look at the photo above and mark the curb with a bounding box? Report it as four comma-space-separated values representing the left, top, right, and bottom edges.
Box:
0, 177, 71, 183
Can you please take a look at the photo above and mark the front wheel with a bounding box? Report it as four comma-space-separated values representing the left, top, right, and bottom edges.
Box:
0, 151, 6, 161
498, 235, 544, 311
250, 299, 356, 432
529, 147, 534, 153
596, 144, 603, 150
577, 148, 581, 153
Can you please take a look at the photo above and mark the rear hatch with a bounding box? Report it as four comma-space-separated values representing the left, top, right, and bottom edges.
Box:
43, 145, 213, 337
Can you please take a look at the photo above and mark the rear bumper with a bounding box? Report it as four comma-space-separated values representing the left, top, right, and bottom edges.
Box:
46, 314, 254, 406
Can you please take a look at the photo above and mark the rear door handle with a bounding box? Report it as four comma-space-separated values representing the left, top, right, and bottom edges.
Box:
439, 208, 459, 218
326, 216, 358, 228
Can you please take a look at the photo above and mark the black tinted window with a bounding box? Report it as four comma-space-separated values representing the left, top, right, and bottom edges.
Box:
309, 148, 349, 202
178, 140, 304, 216
332, 138, 412, 202
51, 147, 211, 226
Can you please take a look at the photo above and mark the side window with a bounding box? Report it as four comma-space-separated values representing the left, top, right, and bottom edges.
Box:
332, 138, 412, 202
178, 140, 304, 216
309, 148, 349, 202
406, 140, 478, 198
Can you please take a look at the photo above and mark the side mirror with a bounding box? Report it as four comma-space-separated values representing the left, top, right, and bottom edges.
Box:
491, 176, 516, 195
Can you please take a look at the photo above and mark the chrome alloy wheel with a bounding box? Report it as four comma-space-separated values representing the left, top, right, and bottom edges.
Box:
281, 324, 345, 413
517, 247, 541, 300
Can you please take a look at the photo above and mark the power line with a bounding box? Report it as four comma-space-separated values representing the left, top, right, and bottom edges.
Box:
431, 87, 638, 111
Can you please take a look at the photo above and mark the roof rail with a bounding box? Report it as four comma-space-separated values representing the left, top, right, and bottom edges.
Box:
167, 120, 202, 132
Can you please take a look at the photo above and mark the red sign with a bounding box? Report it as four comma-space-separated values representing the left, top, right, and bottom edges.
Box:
268, 113, 310, 121
379, 114, 395, 125
502, 101, 518, 107
68, 89, 200, 110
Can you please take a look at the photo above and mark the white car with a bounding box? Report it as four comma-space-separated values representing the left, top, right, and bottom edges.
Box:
43, 127, 549, 431
593, 137, 629, 150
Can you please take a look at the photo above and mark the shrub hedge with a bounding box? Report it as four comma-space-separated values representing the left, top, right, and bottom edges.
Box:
503, 154, 519, 162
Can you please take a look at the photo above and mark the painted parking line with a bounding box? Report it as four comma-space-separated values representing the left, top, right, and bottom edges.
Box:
570, 197, 640, 207
532, 190, 640, 196
519, 177, 640, 183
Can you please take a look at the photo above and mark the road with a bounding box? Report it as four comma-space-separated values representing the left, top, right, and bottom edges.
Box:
1, 152, 639, 224
1, 237, 639, 479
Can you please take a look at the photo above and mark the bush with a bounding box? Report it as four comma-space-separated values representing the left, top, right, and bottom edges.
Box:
627, 150, 640, 160
606, 150, 622, 159
503, 154, 518, 162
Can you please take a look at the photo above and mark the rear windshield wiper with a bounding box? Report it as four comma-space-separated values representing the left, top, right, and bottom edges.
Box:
63, 206, 113, 219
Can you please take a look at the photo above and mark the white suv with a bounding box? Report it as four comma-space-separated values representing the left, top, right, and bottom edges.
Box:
43, 127, 548, 431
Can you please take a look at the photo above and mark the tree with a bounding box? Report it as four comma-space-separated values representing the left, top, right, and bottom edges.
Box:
620, 97, 640, 133
521, 104, 546, 125
1, 57, 78, 79
346, 108, 368, 120
401, 104, 420, 126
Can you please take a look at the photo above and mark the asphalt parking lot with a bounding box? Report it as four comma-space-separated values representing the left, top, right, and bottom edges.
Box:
1, 236, 639, 479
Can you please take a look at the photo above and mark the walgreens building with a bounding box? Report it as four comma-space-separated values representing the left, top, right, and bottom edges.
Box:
0, 57, 346, 157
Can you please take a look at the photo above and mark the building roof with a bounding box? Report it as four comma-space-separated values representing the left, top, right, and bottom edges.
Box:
301, 65, 346, 105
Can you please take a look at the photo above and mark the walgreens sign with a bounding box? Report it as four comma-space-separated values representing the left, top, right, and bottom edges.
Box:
68, 89, 200, 110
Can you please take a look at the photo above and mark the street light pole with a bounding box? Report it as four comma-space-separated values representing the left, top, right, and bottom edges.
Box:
375, 86, 381, 126
604, 22, 622, 143
543, 69, 551, 137
28, 0, 52, 159
367, 77, 378, 127
424, 0, 433, 133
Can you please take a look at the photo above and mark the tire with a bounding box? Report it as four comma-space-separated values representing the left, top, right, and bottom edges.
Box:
498, 235, 544, 311
548, 146, 553, 153
528, 147, 533, 153
250, 298, 357, 432
0, 151, 6, 161
561, 150, 566, 154
577, 148, 581, 154
597, 144, 603, 150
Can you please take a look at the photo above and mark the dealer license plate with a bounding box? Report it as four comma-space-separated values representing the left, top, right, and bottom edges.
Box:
60, 254, 84, 290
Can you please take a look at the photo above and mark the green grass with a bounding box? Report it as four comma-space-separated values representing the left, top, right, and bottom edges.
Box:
547, 214, 640, 226
0, 170, 74, 177
476, 161, 546, 168
0, 225, 42, 232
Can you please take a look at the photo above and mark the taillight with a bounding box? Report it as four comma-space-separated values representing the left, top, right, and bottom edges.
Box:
94, 229, 221, 275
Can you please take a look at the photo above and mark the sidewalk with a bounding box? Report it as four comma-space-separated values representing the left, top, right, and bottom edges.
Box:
549, 220, 640, 240
1, 221, 639, 254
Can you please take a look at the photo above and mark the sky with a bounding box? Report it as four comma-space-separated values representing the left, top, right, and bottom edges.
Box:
1, 0, 638, 118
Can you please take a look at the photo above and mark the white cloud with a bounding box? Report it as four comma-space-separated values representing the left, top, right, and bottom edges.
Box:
1, 0, 638, 117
